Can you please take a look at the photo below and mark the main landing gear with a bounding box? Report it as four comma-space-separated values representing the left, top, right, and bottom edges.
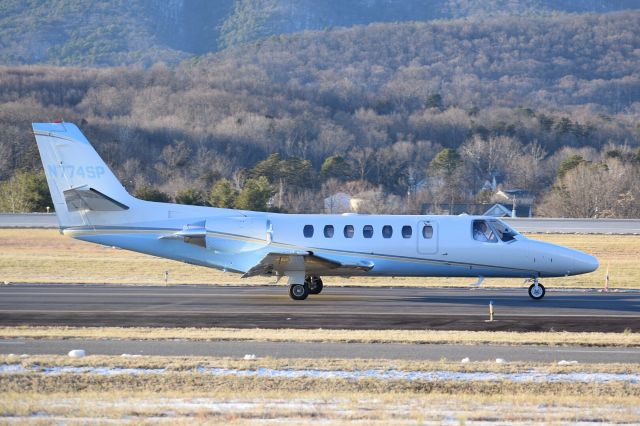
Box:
527, 278, 546, 300
306, 276, 324, 294
288, 276, 323, 301
289, 283, 309, 300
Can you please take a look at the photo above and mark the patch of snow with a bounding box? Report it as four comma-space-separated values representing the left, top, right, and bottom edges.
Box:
495, 358, 506, 364
202, 367, 640, 384
0, 364, 26, 373
558, 360, 579, 365
36, 365, 165, 375
243, 354, 256, 360
0, 363, 638, 384
120, 354, 142, 358
461, 357, 470, 363
68, 349, 85, 358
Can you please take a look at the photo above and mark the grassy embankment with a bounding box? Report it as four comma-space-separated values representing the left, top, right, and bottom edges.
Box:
0, 229, 638, 288
1, 355, 639, 423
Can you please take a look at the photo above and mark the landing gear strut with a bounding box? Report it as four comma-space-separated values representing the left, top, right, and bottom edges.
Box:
528, 278, 545, 300
306, 276, 324, 295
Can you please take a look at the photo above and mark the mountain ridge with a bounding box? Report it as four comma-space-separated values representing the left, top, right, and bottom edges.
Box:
1, 0, 639, 66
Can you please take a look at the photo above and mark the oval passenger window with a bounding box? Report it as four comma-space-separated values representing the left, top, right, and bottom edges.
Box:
303, 225, 314, 238
344, 225, 354, 238
324, 225, 334, 238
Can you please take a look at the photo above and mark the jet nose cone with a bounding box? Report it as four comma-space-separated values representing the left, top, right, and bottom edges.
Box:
574, 252, 599, 274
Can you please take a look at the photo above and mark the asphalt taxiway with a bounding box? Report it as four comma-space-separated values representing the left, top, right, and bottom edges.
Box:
0, 284, 638, 332
1, 338, 639, 363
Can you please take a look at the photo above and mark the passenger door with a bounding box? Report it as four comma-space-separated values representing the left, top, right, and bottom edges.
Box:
417, 220, 438, 254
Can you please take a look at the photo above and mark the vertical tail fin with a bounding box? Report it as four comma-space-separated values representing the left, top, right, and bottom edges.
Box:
32, 122, 134, 228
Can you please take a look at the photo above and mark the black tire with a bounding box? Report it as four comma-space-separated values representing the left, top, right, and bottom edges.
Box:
289, 283, 309, 301
308, 277, 323, 295
528, 283, 545, 300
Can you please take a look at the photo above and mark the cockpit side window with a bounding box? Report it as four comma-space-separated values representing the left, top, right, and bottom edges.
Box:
490, 220, 517, 242
472, 220, 498, 243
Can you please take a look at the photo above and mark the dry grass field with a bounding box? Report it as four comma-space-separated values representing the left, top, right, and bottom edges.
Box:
0, 229, 638, 288
1, 355, 639, 424
2, 326, 638, 347
3, 390, 637, 424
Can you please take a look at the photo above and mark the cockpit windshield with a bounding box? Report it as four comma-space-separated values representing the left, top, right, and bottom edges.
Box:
489, 219, 518, 242
472, 220, 498, 243
472, 219, 518, 243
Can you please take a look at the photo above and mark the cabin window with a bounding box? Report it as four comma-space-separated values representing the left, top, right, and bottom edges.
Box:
422, 225, 433, 239
490, 220, 517, 242
363, 225, 374, 238
382, 225, 393, 238
324, 225, 334, 238
401, 225, 412, 238
303, 225, 314, 238
472, 220, 497, 243
344, 225, 354, 238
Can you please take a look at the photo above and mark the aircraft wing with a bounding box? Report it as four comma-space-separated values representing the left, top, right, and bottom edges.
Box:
242, 251, 374, 278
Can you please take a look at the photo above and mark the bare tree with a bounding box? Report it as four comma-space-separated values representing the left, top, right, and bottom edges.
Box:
538, 159, 640, 218
460, 135, 523, 191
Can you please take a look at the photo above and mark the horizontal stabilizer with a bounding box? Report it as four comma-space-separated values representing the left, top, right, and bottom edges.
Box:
63, 186, 129, 212
242, 251, 374, 278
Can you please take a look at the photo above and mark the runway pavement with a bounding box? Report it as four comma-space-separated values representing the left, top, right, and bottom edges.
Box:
0, 213, 57, 228
1, 338, 639, 363
503, 217, 640, 234
1, 284, 638, 332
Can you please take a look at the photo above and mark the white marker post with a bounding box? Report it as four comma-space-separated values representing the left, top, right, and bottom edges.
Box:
604, 263, 609, 292
489, 300, 494, 322
164, 270, 169, 285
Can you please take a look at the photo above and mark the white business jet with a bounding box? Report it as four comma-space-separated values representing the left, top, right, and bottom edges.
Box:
33, 122, 599, 300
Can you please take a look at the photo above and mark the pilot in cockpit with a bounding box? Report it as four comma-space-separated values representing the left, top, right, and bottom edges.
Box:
473, 220, 497, 242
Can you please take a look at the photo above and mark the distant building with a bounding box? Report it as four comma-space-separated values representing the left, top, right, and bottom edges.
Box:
483, 203, 533, 217
420, 187, 535, 217
484, 203, 513, 217
487, 189, 534, 217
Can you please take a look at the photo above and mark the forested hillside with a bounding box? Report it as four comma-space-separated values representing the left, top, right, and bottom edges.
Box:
1, 11, 639, 217
1, 0, 639, 65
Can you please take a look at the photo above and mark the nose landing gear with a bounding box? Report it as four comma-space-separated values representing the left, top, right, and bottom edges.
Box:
527, 278, 546, 300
